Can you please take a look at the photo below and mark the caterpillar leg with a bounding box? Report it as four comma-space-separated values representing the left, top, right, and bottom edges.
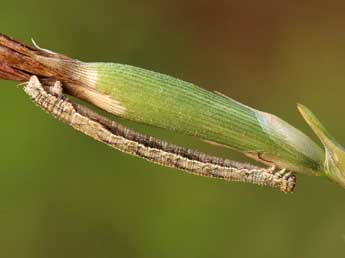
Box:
47, 80, 63, 97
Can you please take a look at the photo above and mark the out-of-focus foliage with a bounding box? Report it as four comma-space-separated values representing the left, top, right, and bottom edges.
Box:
1, 1, 345, 257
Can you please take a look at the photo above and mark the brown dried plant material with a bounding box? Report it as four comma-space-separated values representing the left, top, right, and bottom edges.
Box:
0, 33, 108, 110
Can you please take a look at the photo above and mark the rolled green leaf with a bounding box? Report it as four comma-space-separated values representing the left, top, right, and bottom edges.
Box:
70, 62, 324, 176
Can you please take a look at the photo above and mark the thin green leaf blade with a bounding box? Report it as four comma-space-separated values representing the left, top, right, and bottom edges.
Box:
298, 104, 345, 187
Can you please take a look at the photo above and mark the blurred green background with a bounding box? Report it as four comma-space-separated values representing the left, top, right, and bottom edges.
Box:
1, 1, 345, 257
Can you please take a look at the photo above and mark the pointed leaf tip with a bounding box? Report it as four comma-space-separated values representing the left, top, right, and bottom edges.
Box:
298, 104, 345, 188
297, 104, 335, 145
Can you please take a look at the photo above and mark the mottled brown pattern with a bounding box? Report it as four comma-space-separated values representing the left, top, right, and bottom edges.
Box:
24, 76, 296, 192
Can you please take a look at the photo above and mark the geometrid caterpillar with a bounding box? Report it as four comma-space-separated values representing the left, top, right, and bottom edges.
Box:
24, 76, 296, 192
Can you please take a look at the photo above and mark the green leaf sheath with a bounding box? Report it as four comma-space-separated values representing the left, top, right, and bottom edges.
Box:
78, 63, 324, 175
